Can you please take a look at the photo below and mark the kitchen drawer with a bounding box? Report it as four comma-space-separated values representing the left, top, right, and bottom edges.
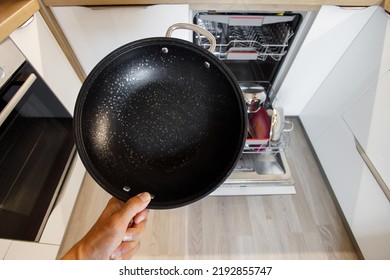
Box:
312, 118, 390, 259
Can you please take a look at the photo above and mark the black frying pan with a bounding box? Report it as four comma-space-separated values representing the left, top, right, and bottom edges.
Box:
74, 24, 247, 209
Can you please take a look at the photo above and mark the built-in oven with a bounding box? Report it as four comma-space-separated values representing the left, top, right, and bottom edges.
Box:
0, 38, 75, 242
192, 10, 316, 195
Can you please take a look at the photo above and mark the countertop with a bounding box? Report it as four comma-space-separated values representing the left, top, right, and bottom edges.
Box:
0, 0, 39, 43
42, 0, 389, 13
42, 0, 384, 7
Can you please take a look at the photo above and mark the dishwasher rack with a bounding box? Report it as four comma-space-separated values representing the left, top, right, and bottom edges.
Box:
195, 18, 294, 61
244, 118, 294, 154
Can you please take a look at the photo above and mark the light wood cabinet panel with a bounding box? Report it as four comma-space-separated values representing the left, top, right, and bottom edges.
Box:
41, 1, 389, 13
42, 0, 382, 7
0, 0, 39, 42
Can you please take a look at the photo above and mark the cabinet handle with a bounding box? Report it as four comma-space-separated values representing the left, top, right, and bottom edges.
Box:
0, 73, 37, 126
355, 138, 390, 203
19, 15, 34, 28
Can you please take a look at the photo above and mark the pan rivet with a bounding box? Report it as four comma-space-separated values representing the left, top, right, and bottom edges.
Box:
123, 186, 131, 192
204, 61, 210, 68
161, 47, 168, 54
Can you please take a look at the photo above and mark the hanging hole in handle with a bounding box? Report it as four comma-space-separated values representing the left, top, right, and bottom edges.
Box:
165, 23, 216, 53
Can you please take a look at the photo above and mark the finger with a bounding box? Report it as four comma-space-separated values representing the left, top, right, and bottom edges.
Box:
121, 241, 141, 260
118, 192, 151, 223
98, 197, 124, 220
123, 219, 147, 241
110, 241, 140, 260
133, 209, 150, 225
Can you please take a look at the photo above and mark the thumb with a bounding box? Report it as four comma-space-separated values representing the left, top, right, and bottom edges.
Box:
118, 192, 152, 222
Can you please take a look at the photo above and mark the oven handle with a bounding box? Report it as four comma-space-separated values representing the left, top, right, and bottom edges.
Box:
0, 73, 37, 126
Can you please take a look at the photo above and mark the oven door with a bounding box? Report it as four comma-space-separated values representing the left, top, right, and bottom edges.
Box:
0, 62, 75, 242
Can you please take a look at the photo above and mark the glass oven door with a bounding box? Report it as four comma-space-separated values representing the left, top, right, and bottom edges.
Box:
0, 62, 75, 242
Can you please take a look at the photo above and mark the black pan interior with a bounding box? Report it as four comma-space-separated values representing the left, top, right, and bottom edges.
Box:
74, 38, 246, 209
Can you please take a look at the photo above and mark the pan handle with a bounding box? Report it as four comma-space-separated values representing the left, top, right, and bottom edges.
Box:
165, 23, 216, 53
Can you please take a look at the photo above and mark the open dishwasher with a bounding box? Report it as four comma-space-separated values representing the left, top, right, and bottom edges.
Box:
192, 10, 315, 195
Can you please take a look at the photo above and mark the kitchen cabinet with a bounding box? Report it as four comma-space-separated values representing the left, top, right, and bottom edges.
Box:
42, 0, 389, 12
313, 117, 390, 259
299, 6, 390, 259
40, 1, 389, 81
278, 6, 381, 116
51, 5, 190, 75
3, 11, 86, 258
343, 71, 390, 194
9, 12, 81, 114
300, 6, 388, 141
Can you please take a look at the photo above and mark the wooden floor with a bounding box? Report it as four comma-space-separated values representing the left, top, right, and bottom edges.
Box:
57, 118, 359, 260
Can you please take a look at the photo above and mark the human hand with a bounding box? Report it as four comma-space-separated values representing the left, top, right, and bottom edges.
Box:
61, 192, 151, 260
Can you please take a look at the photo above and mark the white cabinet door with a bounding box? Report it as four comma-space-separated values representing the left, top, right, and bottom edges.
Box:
299, 6, 388, 142
343, 70, 390, 191
313, 118, 390, 259
312, 118, 362, 222
9, 12, 81, 115
341, 15, 390, 191
277, 5, 378, 116
51, 5, 190, 75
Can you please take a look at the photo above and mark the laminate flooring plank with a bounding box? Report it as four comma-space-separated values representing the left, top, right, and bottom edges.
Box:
57, 118, 358, 260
